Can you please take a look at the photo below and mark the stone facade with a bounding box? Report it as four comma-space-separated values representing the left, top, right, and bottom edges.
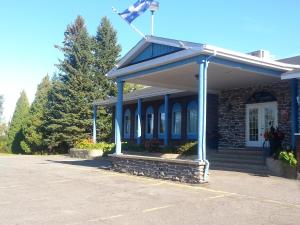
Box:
69, 148, 103, 159
219, 81, 292, 149
109, 154, 207, 184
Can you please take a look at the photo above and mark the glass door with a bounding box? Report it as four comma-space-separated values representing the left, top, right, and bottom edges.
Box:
246, 102, 277, 148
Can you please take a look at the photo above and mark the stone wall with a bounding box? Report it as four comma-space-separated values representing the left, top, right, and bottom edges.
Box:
219, 81, 292, 149
69, 148, 103, 159
109, 154, 207, 184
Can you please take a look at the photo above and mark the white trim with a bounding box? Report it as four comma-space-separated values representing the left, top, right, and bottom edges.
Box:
281, 72, 300, 80
107, 36, 299, 79
245, 102, 278, 148
108, 49, 201, 78
113, 38, 148, 70
202, 44, 298, 71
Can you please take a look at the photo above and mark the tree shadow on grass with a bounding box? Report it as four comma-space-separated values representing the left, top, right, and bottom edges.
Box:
46, 158, 112, 170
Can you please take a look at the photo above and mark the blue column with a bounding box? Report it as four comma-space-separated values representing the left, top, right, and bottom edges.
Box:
197, 60, 208, 161
164, 94, 169, 146
115, 80, 123, 154
92, 105, 97, 143
291, 79, 298, 148
137, 98, 142, 145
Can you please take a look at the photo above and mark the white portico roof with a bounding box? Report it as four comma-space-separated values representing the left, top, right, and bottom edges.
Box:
107, 36, 299, 79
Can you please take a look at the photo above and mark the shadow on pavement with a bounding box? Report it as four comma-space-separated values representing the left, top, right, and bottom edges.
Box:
46, 158, 112, 170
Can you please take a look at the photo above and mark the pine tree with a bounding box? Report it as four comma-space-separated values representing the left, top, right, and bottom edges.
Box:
21, 76, 52, 153
0, 95, 4, 136
7, 91, 29, 153
45, 16, 100, 151
0, 95, 3, 121
93, 17, 122, 141
94, 16, 121, 98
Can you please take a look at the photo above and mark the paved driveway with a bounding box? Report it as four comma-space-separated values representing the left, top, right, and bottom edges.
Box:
0, 155, 299, 225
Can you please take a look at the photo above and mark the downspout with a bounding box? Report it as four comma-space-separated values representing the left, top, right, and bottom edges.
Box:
203, 51, 217, 181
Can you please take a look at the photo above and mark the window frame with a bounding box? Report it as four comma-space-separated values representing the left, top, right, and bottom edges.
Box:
158, 104, 165, 139
134, 109, 138, 139
187, 100, 198, 140
145, 106, 154, 139
171, 103, 181, 139
123, 108, 131, 139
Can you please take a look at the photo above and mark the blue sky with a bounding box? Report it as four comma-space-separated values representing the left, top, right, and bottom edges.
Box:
0, 0, 299, 122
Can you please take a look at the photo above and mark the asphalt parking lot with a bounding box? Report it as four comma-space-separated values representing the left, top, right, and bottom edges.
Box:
0, 155, 299, 225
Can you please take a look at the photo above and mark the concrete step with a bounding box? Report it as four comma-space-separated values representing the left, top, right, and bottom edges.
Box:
217, 149, 264, 156
208, 157, 265, 165
208, 152, 264, 161
210, 162, 269, 174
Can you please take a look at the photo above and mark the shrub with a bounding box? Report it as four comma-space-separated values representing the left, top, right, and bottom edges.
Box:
0, 136, 8, 153
122, 142, 145, 152
74, 139, 115, 152
144, 139, 160, 152
177, 142, 197, 155
279, 150, 297, 167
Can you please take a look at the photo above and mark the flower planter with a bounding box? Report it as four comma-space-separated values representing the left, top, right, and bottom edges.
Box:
266, 157, 297, 179
69, 148, 103, 159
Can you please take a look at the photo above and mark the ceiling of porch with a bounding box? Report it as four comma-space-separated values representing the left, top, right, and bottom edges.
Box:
125, 62, 281, 92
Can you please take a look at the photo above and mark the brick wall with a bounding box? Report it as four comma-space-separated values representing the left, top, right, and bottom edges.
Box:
218, 81, 292, 149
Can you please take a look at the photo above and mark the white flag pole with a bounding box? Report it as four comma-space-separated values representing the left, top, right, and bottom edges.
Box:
149, 1, 159, 36
112, 7, 146, 39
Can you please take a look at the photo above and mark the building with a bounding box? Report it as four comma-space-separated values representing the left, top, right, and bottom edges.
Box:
93, 36, 300, 181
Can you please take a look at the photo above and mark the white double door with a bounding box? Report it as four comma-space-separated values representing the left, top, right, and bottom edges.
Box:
245, 102, 278, 147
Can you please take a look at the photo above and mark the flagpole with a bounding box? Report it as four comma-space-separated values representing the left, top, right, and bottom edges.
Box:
112, 7, 146, 39
151, 11, 154, 35
149, 1, 159, 36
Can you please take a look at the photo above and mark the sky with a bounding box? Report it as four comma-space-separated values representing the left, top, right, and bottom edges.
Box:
0, 0, 299, 123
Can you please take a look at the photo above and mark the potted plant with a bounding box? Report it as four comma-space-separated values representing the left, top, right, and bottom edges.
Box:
264, 126, 284, 159
278, 150, 298, 179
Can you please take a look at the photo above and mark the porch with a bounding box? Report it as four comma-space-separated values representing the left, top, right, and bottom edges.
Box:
93, 36, 299, 182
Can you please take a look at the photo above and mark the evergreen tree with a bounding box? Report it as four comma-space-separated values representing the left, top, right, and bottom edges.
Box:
7, 91, 29, 153
45, 16, 99, 151
93, 17, 121, 141
0, 95, 3, 121
21, 76, 52, 153
0, 95, 5, 136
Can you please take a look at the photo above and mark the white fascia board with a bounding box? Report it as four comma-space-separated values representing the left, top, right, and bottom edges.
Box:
146, 36, 201, 50
107, 38, 149, 74
94, 89, 186, 106
107, 36, 202, 77
281, 72, 300, 80
107, 48, 202, 78
202, 45, 300, 71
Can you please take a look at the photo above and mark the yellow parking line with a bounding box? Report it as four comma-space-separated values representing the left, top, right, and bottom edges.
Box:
88, 214, 123, 222
142, 205, 172, 213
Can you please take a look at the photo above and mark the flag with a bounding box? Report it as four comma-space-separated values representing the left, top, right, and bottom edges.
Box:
118, 0, 153, 24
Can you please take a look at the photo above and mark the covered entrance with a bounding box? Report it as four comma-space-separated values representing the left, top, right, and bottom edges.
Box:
246, 102, 278, 147
93, 36, 298, 182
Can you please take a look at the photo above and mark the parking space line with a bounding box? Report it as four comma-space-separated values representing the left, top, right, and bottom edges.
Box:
207, 193, 236, 199
0, 185, 22, 189
142, 205, 172, 213
87, 214, 123, 222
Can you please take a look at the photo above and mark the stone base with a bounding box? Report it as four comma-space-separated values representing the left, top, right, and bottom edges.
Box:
108, 154, 207, 184
266, 158, 297, 179
69, 148, 103, 159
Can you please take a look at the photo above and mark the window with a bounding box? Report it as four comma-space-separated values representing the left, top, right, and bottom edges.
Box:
124, 109, 131, 139
158, 104, 165, 139
145, 106, 154, 139
172, 103, 181, 139
134, 109, 138, 139
187, 101, 198, 139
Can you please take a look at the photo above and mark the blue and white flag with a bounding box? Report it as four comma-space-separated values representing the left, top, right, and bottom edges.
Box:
119, 0, 153, 24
